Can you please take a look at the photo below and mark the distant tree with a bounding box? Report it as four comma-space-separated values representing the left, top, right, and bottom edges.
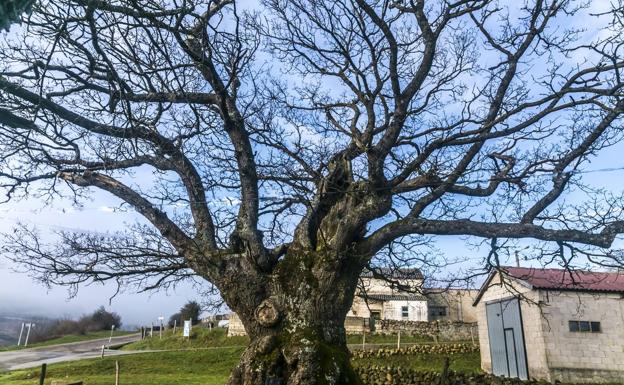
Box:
79, 306, 122, 331
2, 1, 624, 385
167, 312, 181, 328
169, 301, 202, 327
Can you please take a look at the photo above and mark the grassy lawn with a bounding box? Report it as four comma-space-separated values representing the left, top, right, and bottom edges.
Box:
121, 327, 248, 351
0, 348, 244, 385
0, 331, 137, 352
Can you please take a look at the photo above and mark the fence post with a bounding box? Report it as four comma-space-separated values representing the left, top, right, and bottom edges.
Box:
115, 360, 120, 385
362, 332, 365, 349
38, 363, 47, 385
101, 345, 105, 358
397, 330, 401, 350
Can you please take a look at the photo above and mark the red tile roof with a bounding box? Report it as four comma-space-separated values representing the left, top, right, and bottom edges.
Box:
502, 266, 624, 293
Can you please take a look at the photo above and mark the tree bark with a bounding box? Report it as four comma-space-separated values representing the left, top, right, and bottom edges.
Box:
220, 251, 363, 385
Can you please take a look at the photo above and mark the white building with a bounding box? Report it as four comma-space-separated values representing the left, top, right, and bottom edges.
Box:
348, 268, 429, 322
474, 266, 624, 383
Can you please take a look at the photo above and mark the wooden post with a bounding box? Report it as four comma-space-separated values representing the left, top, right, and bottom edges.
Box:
101, 345, 105, 358
470, 325, 475, 345
397, 330, 401, 350
440, 357, 450, 385
173, 319, 177, 334
115, 360, 120, 385
362, 332, 365, 349
38, 363, 47, 385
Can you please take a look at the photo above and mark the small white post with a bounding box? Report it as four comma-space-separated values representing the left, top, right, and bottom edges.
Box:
397, 330, 401, 350
101, 344, 105, 358
362, 332, 365, 349
24, 323, 34, 347
173, 319, 177, 334
109, 325, 115, 343
158, 316, 164, 339
17, 322, 25, 346
150, 323, 153, 338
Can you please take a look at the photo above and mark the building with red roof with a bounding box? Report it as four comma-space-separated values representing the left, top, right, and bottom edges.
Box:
473, 266, 624, 383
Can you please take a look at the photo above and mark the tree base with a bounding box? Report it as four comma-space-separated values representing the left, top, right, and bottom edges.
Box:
228, 334, 361, 385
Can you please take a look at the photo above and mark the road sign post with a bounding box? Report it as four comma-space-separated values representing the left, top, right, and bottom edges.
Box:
24, 323, 34, 346
17, 322, 25, 346
158, 316, 164, 339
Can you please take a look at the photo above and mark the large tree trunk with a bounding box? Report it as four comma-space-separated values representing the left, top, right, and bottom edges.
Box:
219, 251, 363, 385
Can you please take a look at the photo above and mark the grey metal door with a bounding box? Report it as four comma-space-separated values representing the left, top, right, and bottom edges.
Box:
485, 298, 528, 380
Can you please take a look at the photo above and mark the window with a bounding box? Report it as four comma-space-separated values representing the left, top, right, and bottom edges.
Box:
401, 306, 409, 319
429, 306, 447, 317
569, 320, 601, 333
370, 311, 381, 320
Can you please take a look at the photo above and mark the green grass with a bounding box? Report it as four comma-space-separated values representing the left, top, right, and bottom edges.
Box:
0, 348, 244, 385
121, 327, 248, 351
0, 331, 137, 352
351, 351, 481, 374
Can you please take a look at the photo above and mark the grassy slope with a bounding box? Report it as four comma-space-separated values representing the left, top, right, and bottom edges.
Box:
122, 328, 432, 351
0, 331, 136, 352
121, 327, 248, 350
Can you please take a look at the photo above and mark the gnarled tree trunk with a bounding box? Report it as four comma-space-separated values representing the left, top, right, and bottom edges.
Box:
219, 251, 363, 385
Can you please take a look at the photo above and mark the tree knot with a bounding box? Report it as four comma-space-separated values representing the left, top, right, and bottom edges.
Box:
255, 298, 280, 327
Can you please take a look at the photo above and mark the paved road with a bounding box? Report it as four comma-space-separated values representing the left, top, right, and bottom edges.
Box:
0, 333, 141, 371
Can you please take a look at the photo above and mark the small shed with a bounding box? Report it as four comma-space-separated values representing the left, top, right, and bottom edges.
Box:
473, 266, 624, 383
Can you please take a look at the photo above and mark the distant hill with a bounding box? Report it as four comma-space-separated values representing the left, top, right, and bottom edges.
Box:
0, 313, 49, 346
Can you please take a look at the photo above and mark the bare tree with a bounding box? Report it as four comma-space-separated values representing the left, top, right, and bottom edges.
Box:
1, 0, 624, 384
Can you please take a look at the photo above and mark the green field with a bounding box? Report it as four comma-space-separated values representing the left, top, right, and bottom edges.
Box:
0, 345, 480, 385
0, 328, 481, 385
0, 331, 137, 352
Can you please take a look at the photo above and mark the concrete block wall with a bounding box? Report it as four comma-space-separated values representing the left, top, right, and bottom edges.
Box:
539, 290, 624, 382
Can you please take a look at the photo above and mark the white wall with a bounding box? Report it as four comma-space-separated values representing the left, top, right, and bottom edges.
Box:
382, 300, 428, 321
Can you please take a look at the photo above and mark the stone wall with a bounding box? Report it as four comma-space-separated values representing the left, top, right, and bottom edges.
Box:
375, 319, 478, 342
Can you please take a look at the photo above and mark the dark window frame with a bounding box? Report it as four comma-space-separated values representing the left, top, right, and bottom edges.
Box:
568, 320, 601, 333
428, 305, 447, 317
401, 306, 409, 318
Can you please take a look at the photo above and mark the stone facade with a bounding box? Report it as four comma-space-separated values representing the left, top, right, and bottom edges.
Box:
475, 272, 624, 383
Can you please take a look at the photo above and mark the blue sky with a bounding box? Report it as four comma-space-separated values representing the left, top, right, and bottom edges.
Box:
1, 0, 624, 326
